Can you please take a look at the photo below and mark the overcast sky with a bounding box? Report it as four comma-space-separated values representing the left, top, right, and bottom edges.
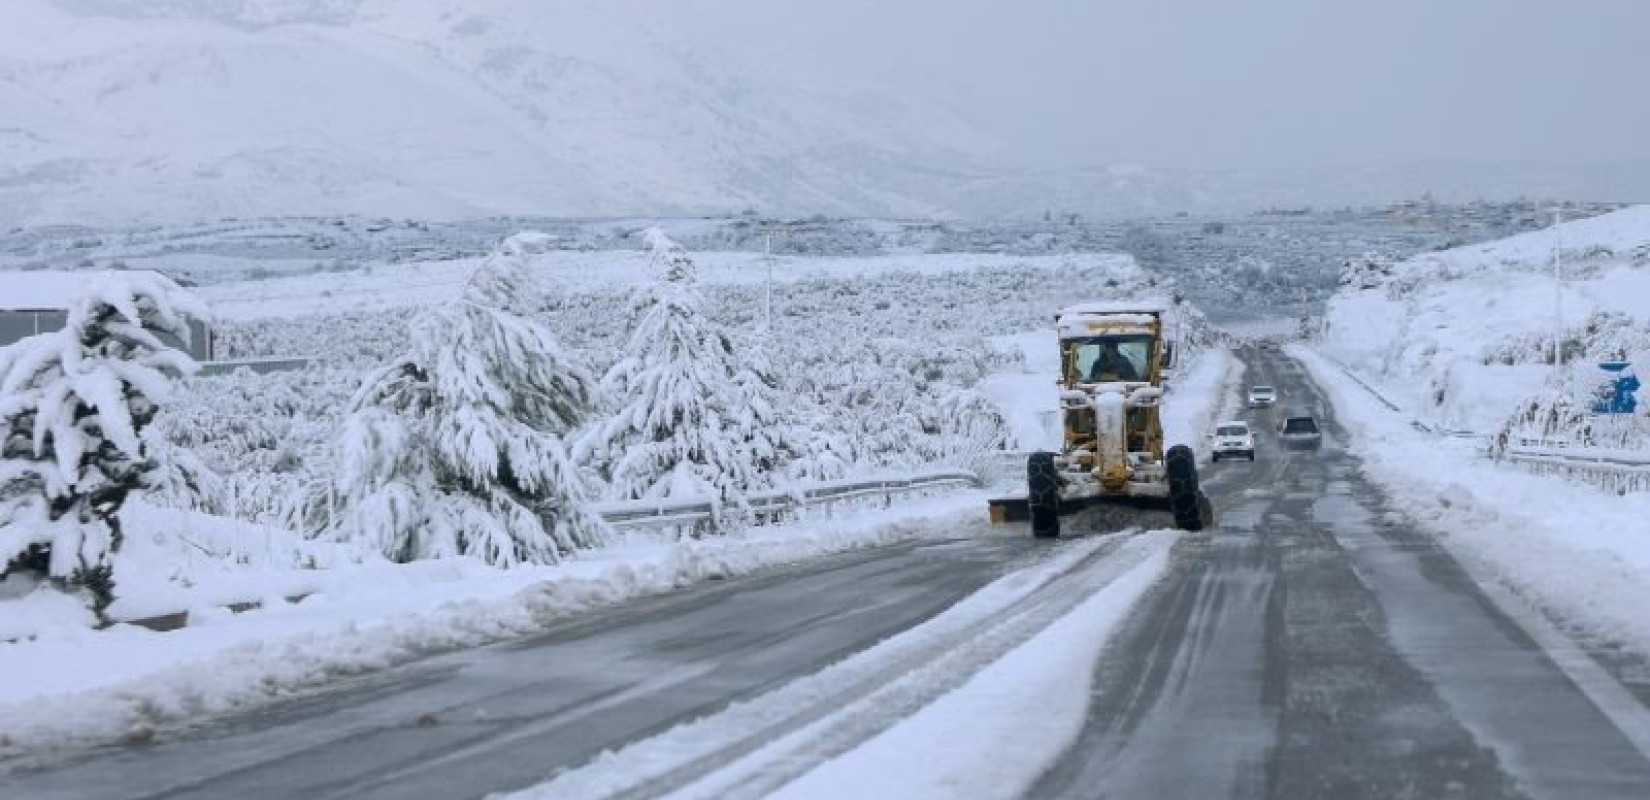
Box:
667, 0, 1650, 172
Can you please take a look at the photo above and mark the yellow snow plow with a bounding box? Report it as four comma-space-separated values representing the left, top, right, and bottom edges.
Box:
988, 301, 1213, 536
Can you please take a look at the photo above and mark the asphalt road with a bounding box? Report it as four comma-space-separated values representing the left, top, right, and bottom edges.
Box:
2, 536, 1049, 800
1032, 346, 1650, 800
8, 347, 1650, 800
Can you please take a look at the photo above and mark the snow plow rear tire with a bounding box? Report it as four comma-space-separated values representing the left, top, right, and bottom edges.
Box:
1028, 451, 1061, 538
1166, 444, 1209, 531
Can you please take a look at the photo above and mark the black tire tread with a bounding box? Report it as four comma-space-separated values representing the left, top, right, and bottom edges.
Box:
1027, 451, 1061, 538
1165, 444, 1207, 531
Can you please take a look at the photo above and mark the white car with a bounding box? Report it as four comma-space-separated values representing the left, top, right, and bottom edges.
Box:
1247, 385, 1278, 408
1210, 420, 1256, 462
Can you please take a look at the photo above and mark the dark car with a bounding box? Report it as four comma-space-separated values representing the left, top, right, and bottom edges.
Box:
1278, 414, 1322, 450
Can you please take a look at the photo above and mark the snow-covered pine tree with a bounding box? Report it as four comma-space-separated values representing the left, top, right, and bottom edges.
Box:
333, 232, 607, 565
579, 229, 785, 521
0, 274, 207, 616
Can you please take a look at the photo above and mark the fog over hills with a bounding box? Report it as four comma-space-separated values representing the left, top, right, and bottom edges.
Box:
1, 0, 1644, 226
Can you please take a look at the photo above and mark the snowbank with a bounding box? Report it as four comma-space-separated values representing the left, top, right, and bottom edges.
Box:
0, 491, 990, 752
761, 532, 1173, 800
1163, 347, 1244, 461
1321, 205, 1650, 435
1293, 345, 1650, 659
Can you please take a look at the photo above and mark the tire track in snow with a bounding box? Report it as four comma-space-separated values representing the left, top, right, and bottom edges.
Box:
498, 530, 1176, 800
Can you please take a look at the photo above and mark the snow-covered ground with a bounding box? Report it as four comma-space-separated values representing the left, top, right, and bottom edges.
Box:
1293, 345, 1650, 660
200, 251, 1135, 320
0, 491, 994, 751
1321, 204, 1650, 437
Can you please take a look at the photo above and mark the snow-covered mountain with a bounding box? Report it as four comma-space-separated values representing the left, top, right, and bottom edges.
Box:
3, 0, 1643, 226
0, 0, 995, 227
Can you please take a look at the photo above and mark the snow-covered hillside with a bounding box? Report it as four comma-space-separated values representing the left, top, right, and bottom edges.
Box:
8, 1, 1641, 226
1321, 205, 1650, 435
0, 0, 991, 227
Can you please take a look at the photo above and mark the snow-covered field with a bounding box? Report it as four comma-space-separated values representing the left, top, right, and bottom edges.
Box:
199, 251, 1134, 321
1322, 204, 1650, 439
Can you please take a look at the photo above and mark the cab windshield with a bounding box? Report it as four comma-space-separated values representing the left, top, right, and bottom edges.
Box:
1069, 335, 1153, 383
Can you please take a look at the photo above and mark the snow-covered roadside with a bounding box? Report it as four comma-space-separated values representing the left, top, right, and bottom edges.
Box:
1164, 347, 1243, 462
1292, 345, 1650, 656
759, 532, 1173, 800
0, 491, 992, 752
980, 331, 1060, 452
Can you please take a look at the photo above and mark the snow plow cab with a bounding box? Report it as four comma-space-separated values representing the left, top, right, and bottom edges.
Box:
988, 301, 1213, 536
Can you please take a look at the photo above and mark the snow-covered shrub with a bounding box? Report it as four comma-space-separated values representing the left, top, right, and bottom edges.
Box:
0, 274, 207, 616
579, 231, 787, 521
331, 233, 608, 565
1338, 252, 1397, 290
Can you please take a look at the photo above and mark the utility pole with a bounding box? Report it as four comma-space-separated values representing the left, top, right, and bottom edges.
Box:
1299, 285, 1308, 334
763, 231, 774, 334
1553, 206, 1564, 370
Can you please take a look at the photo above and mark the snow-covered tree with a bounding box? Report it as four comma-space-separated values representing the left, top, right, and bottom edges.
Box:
578, 230, 786, 519
0, 274, 206, 616
332, 233, 607, 565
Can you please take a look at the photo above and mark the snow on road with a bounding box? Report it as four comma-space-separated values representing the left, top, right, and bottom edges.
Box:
499, 531, 1176, 800
1293, 345, 1650, 660
761, 533, 1173, 800
0, 491, 992, 752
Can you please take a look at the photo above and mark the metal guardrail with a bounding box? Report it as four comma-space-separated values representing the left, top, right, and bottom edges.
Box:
588, 468, 980, 529
113, 468, 981, 631
1498, 447, 1650, 493
196, 356, 316, 376
1503, 447, 1650, 469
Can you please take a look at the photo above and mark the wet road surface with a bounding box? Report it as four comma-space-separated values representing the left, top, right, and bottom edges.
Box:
1031, 346, 1650, 800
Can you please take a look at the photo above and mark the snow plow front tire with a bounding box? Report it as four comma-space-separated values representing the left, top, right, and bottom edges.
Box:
1166, 444, 1210, 531
1027, 451, 1061, 538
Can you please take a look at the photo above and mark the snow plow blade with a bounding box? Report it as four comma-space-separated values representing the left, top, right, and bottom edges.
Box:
987, 496, 1030, 524
987, 494, 1112, 524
